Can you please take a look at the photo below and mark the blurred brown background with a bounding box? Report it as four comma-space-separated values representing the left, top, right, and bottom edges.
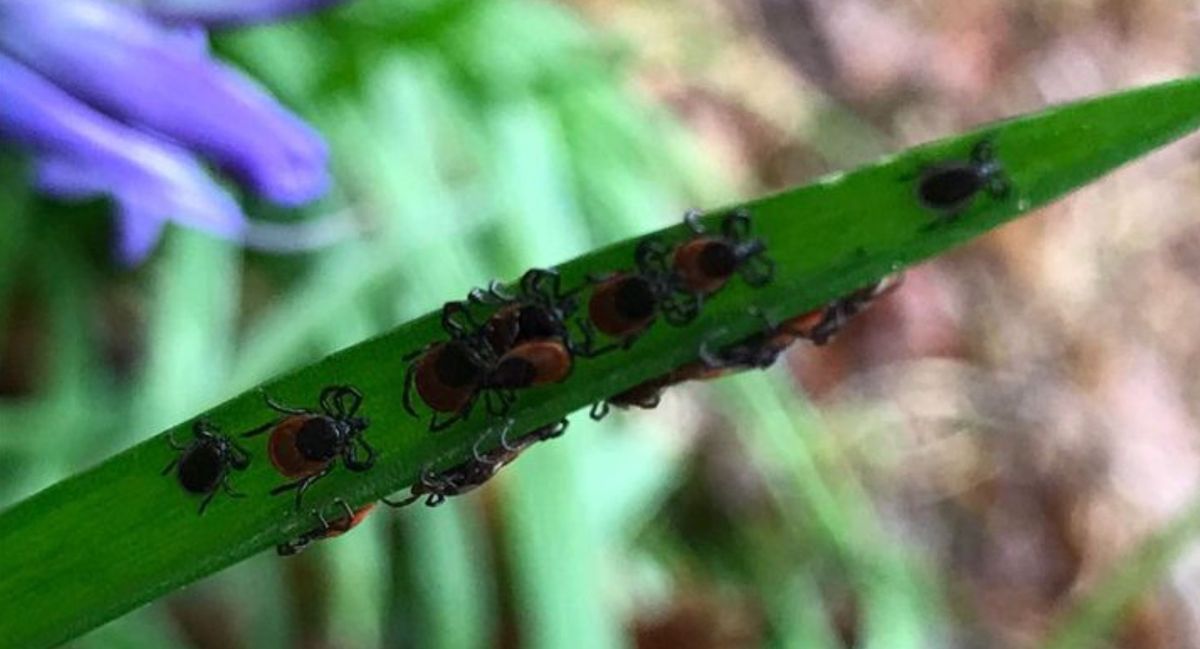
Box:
570, 0, 1200, 646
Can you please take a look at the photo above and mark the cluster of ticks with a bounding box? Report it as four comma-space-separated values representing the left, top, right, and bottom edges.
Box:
161, 138, 1011, 557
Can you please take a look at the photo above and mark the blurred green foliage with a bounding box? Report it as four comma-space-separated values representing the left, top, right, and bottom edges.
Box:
2, 1, 772, 646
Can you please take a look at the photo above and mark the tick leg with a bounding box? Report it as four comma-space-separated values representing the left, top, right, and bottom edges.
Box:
326, 499, 355, 533
471, 432, 496, 467
987, 174, 1012, 199
345, 439, 376, 471
271, 467, 333, 511
537, 418, 569, 440
571, 318, 594, 355
486, 279, 514, 302
197, 489, 218, 516
167, 431, 187, 451
520, 268, 561, 303
634, 237, 672, 274
484, 390, 514, 418
721, 208, 753, 240
683, 209, 705, 234
497, 418, 517, 451
430, 410, 465, 432
276, 537, 308, 556
402, 361, 421, 418
319, 386, 340, 415
746, 306, 776, 332
290, 477, 319, 512
240, 419, 277, 438
334, 386, 364, 417
468, 280, 512, 306
193, 419, 221, 440
740, 255, 774, 287
573, 320, 616, 357
402, 345, 427, 361
970, 138, 997, 164
617, 328, 648, 351
568, 318, 605, 359
228, 441, 252, 470
442, 301, 483, 339
263, 391, 308, 416
471, 418, 514, 457
161, 457, 179, 476
221, 477, 246, 499
482, 391, 501, 417
662, 294, 701, 326
590, 400, 611, 421
808, 306, 848, 346
381, 492, 420, 508
698, 334, 732, 370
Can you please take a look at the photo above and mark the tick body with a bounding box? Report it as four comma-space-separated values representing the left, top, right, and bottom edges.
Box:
469, 267, 595, 383
483, 302, 562, 351
590, 360, 726, 420
264, 415, 349, 478
701, 274, 903, 371
915, 139, 1010, 216
591, 312, 802, 421
588, 273, 660, 337
277, 500, 376, 556
469, 268, 583, 352
406, 271, 592, 431
587, 237, 700, 346
492, 340, 574, 387
403, 335, 571, 431
405, 339, 489, 419
699, 310, 818, 371
590, 370, 676, 420
802, 273, 903, 345
593, 276, 903, 421
242, 385, 374, 510
383, 419, 567, 508
163, 419, 250, 515
674, 209, 773, 295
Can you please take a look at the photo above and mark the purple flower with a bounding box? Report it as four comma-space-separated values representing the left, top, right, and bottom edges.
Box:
128, 0, 347, 27
0, 0, 344, 264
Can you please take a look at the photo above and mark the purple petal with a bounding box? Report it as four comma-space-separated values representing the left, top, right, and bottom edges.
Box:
0, 53, 246, 256
126, 0, 347, 27
115, 205, 169, 265
0, 0, 330, 206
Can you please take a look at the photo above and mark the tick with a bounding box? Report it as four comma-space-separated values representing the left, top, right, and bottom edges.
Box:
467, 268, 584, 352
163, 419, 250, 514
467, 268, 603, 377
589, 359, 728, 420
403, 337, 492, 430
915, 138, 1010, 217
801, 273, 903, 345
673, 209, 773, 295
277, 499, 377, 556
403, 333, 574, 431
590, 376, 669, 419
383, 419, 567, 507
587, 237, 701, 347
405, 293, 591, 431
693, 307, 818, 372
698, 274, 903, 371
242, 385, 374, 510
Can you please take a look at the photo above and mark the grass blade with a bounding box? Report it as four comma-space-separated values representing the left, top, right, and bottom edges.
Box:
3, 76, 1200, 649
